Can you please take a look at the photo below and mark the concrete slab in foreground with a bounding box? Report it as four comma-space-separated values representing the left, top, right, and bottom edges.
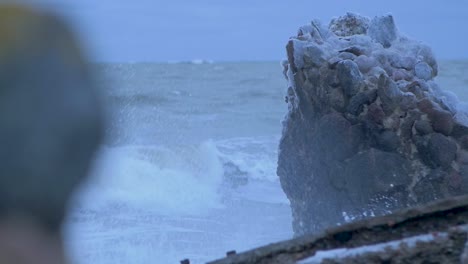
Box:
207, 195, 468, 264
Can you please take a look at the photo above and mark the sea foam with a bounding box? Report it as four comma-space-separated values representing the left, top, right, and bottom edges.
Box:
73, 141, 224, 215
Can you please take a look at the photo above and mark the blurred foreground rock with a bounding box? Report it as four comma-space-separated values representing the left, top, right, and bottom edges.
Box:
208, 195, 468, 264
277, 13, 468, 235
0, 4, 102, 232
0, 4, 102, 263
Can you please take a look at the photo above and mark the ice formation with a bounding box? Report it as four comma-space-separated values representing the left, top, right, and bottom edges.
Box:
277, 13, 468, 235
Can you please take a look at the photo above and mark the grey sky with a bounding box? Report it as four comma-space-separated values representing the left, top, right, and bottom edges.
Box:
28, 0, 468, 62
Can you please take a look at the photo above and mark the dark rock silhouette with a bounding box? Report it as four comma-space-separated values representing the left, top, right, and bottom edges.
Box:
0, 4, 103, 264
277, 13, 468, 236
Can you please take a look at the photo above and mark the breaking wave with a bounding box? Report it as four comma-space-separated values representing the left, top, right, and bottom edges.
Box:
73, 136, 281, 215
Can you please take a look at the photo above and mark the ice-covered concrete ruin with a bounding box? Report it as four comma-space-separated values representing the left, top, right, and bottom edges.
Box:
205, 13, 468, 264
277, 12, 468, 236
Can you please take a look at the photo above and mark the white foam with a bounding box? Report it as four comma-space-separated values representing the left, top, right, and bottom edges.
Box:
216, 136, 280, 182
65, 138, 292, 264
73, 140, 224, 215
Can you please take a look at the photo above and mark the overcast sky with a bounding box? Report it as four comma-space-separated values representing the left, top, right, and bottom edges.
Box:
26, 0, 468, 62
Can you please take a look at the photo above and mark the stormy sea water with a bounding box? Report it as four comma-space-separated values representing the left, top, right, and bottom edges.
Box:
63, 60, 468, 264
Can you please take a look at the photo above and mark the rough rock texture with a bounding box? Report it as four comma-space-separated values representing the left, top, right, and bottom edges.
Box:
207, 195, 468, 264
277, 13, 468, 236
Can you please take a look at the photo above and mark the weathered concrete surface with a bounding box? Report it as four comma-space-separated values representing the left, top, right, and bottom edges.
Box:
207, 195, 468, 264
277, 13, 468, 235
316, 226, 467, 264
315, 228, 467, 264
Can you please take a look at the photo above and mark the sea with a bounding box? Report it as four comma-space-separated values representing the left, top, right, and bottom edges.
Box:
63, 60, 468, 264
